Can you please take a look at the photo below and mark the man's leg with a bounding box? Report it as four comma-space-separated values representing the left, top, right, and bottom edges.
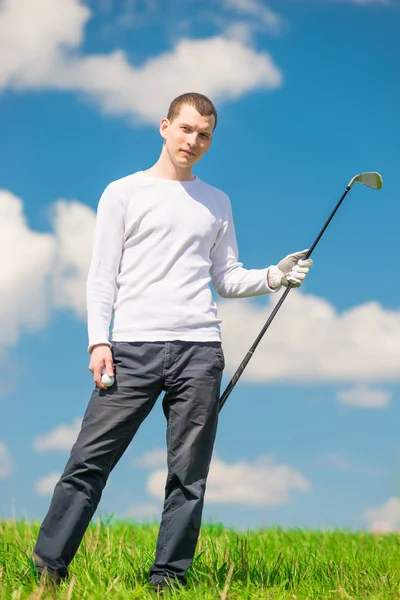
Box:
149, 341, 224, 587
33, 341, 165, 580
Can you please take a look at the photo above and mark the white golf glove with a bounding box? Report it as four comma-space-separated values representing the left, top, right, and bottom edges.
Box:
267, 249, 313, 290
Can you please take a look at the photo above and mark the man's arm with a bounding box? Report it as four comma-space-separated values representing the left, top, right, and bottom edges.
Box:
209, 195, 275, 298
210, 195, 312, 297
86, 182, 125, 354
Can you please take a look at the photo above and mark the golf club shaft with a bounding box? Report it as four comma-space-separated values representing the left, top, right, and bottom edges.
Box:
305, 185, 351, 259
218, 184, 352, 412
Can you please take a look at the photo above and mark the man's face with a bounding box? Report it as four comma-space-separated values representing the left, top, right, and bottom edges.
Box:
160, 104, 215, 168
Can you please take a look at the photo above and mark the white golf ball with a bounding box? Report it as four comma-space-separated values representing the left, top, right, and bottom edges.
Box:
101, 368, 114, 387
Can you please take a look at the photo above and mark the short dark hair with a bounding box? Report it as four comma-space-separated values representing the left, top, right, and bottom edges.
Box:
167, 92, 217, 131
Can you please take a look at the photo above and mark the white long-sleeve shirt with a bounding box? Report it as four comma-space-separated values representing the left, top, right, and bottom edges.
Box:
86, 171, 276, 353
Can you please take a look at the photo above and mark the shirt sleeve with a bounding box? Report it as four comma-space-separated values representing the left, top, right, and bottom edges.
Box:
210, 194, 277, 298
86, 183, 125, 353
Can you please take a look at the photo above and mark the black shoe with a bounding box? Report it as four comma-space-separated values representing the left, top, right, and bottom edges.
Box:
150, 577, 184, 596
31, 552, 64, 587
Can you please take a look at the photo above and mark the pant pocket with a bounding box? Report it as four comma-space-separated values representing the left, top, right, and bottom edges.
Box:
215, 346, 225, 370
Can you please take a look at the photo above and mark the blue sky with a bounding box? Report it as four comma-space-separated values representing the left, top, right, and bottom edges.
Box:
1, 0, 400, 534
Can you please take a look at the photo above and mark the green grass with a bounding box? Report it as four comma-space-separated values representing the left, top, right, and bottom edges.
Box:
1, 519, 399, 599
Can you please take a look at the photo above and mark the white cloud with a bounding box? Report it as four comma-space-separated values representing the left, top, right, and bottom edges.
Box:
0, 191, 55, 353
0, 442, 12, 479
337, 385, 391, 408
34, 472, 61, 496
147, 455, 310, 507
97, 0, 159, 31
133, 448, 167, 469
316, 453, 386, 477
124, 502, 161, 521
51, 200, 95, 318
223, 22, 256, 45
34, 417, 82, 452
55, 37, 282, 126
363, 497, 400, 533
0, 0, 90, 89
0, 0, 283, 126
342, 0, 390, 4
299, 0, 391, 4
218, 293, 400, 383
95, 0, 282, 38
220, 0, 282, 29
0, 189, 94, 354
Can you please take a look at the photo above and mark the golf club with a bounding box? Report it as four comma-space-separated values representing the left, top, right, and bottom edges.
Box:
218, 171, 383, 412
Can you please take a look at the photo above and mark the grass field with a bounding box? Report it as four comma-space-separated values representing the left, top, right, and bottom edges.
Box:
1, 520, 399, 599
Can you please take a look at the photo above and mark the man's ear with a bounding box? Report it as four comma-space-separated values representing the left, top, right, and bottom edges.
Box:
160, 118, 169, 140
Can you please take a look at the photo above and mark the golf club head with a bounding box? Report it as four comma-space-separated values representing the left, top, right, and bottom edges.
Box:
348, 172, 383, 190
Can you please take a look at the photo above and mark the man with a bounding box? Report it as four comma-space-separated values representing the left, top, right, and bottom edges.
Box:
32, 92, 312, 591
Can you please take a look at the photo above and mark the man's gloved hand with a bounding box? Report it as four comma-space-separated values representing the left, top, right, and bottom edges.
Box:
267, 249, 313, 290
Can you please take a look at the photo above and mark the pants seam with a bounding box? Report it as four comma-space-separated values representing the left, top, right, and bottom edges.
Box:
159, 407, 174, 564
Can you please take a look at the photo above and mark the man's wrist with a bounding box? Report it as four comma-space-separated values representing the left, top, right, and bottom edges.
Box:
88, 342, 111, 355
267, 266, 283, 290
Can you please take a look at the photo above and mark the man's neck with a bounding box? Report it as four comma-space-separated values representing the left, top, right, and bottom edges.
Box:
144, 155, 195, 182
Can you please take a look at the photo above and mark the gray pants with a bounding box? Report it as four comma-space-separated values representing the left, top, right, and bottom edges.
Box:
32, 340, 224, 586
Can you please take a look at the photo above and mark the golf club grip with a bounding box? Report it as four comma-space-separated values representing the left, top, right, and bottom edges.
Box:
218, 184, 353, 412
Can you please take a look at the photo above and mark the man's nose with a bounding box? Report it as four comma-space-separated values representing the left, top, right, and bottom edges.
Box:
187, 133, 198, 146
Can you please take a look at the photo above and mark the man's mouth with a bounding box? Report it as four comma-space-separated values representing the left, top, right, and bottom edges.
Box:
180, 149, 195, 156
